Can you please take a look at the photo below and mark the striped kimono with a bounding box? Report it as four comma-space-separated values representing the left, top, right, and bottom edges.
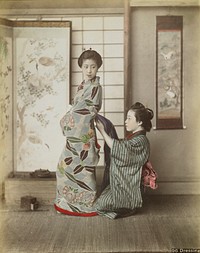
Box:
95, 130, 150, 219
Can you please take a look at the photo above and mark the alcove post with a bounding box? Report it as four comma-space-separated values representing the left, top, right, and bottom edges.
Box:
124, 0, 132, 115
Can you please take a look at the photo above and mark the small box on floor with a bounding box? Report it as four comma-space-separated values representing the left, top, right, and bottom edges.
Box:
20, 195, 39, 210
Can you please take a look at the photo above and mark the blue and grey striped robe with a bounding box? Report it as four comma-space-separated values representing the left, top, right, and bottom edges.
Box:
95, 131, 150, 219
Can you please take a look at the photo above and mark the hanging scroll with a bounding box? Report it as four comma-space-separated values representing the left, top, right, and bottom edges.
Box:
156, 16, 183, 129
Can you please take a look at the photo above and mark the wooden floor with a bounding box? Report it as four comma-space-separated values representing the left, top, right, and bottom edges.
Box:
0, 195, 200, 253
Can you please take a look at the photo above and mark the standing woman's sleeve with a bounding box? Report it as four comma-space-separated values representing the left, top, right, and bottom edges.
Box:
60, 79, 102, 137
72, 83, 102, 121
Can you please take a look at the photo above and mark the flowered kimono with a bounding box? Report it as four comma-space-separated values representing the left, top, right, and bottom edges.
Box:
94, 130, 150, 219
54, 76, 102, 216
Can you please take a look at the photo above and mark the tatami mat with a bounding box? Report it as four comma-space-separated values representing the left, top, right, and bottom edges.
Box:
0, 195, 200, 253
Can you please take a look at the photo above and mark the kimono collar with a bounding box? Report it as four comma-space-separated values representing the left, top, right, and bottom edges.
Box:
84, 76, 99, 85
78, 76, 100, 91
126, 130, 146, 140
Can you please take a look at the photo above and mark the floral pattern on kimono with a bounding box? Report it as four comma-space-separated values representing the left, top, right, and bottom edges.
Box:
54, 76, 102, 216
94, 131, 150, 219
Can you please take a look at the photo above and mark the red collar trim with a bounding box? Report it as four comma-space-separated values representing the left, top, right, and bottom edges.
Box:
126, 130, 146, 140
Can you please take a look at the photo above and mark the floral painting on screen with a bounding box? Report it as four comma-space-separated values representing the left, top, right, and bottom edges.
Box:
14, 26, 70, 171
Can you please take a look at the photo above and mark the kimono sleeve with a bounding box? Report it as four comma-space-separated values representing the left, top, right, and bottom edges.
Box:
72, 84, 102, 120
59, 105, 73, 135
111, 137, 149, 168
60, 84, 102, 136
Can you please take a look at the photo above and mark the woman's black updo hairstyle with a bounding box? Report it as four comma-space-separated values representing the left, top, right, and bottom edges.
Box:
130, 102, 154, 132
78, 49, 103, 69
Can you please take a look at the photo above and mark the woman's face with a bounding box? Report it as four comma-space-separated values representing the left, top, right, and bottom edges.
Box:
81, 59, 98, 81
125, 110, 142, 133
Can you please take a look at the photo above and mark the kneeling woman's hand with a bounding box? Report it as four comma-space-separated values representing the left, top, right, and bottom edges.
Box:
95, 119, 113, 149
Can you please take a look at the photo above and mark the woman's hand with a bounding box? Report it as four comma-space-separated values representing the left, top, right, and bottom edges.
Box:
95, 119, 113, 149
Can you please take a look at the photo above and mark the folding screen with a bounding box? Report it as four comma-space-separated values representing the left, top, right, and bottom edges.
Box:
12, 21, 71, 172
0, 19, 13, 175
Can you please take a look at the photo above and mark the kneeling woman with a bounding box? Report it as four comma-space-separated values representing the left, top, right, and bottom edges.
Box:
95, 102, 154, 219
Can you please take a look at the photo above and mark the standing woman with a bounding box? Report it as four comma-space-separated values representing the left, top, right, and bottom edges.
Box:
54, 49, 102, 216
95, 102, 154, 219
